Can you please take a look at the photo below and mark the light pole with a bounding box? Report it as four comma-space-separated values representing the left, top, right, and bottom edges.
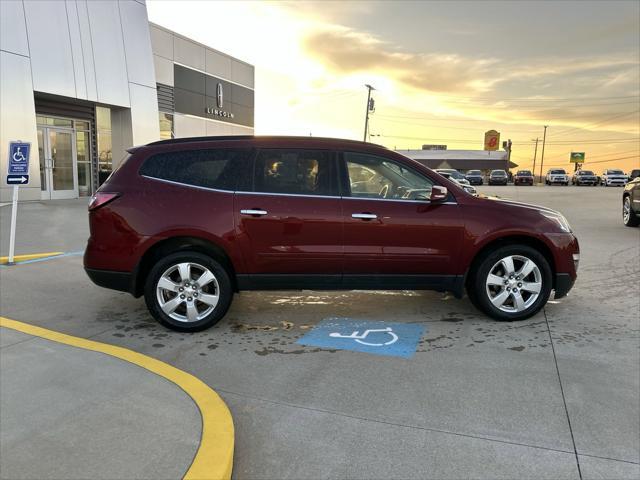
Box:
363, 84, 375, 142
531, 137, 539, 182
539, 125, 548, 183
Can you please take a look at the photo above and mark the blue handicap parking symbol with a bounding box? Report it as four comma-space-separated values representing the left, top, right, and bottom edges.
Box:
297, 317, 425, 358
8, 142, 30, 175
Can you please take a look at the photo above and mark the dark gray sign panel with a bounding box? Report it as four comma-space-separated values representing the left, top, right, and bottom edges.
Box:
173, 65, 254, 128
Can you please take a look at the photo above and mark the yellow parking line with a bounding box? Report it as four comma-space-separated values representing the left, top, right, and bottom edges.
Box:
0, 252, 64, 264
0, 317, 234, 480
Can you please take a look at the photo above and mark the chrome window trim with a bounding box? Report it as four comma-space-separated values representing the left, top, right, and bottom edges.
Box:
236, 190, 341, 200
141, 175, 234, 193
141, 175, 458, 205
341, 196, 456, 205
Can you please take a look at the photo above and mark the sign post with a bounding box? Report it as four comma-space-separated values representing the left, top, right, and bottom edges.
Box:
6, 141, 31, 265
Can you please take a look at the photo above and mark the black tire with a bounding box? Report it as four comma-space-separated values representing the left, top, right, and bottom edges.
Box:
623, 195, 640, 227
144, 251, 233, 332
467, 244, 553, 321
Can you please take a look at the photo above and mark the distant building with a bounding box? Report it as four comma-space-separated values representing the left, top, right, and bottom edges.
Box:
395, 148, 517, 174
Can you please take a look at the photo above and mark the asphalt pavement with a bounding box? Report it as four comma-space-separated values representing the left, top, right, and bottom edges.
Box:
1, 185, 638, 479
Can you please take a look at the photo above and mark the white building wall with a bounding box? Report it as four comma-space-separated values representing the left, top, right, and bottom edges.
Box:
1, 1, 40, 201
0, 0, 160, 201
0, 52, 40, 201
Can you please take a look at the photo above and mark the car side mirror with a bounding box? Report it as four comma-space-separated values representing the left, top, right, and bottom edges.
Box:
430, 186, 448, 202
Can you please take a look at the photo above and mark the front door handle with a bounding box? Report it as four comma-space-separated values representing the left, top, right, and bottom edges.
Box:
240, 209, 268, 216
352, 213, 377, 220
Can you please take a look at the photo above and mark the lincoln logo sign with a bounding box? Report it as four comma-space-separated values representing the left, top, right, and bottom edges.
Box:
206, 83, 235, 119
217, 82, 223, 108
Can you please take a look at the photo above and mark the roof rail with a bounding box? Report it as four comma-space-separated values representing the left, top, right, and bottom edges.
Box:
146, 135, 255, 146
145, 135, 386, 148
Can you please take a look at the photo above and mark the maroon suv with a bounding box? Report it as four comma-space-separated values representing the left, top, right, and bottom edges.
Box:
85, 136, 579, 331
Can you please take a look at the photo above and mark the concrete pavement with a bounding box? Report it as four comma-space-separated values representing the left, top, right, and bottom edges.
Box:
0, 319, 234, 480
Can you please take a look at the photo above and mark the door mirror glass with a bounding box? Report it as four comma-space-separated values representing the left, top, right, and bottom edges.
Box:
430, 185, 448, 202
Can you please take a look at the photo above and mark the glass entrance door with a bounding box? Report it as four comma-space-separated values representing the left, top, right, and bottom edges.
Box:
37, 126, 78, 200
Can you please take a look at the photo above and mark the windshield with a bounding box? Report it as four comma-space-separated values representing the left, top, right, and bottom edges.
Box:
517, 170, 532, 175
579, 171, 594, 175
550, 169, 566, 174
608, 169, 624, 175
467, 170, 481, 175
491, 170, 506, 176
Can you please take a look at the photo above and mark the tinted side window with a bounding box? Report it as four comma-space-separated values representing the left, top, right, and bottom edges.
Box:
345, 152, 433, 200
140, 149, 252, 190
254, 149, 336, 196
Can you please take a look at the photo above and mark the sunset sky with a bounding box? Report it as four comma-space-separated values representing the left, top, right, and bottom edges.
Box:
147, 0, 640, 173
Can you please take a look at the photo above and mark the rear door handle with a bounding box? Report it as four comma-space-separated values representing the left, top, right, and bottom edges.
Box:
240, 209, 268, 216
352, 213, 377, 220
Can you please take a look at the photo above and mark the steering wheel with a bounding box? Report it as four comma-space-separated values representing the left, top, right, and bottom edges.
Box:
379, 184, 389, 198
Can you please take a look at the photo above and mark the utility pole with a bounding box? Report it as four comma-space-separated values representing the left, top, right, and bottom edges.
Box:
539, 125, 548, 183
531, 137, 539, 181
363, 84, 375, 142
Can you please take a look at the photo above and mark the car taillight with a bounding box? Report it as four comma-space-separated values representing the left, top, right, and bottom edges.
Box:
88, 192, 120, 211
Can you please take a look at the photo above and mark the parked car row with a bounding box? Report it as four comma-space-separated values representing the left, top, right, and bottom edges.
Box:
441, 168, 637, 187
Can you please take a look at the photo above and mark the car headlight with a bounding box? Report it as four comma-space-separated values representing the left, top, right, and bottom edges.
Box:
540, 211, 572, 233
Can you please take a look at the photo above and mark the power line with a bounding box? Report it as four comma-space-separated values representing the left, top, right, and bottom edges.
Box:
373, 116, 538, 132
513, 138, 639, 145
398, 93, 640, 102
585, 155, 640, 165
379, 133, 638, 145
372, 108, 640, 125
544, 147, 640, 162
547, 110, 640, 138
414, 99, 640, 109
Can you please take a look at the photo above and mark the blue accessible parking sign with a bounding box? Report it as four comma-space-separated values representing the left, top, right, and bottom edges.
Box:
7, 141, 30, 185
297, 317, 425, 358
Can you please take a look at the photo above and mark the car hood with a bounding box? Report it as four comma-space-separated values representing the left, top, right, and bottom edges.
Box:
478, 195, 559, 215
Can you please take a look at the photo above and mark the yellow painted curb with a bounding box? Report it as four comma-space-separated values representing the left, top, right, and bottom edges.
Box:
0, 317, 234, 480
0, 252, 64, 264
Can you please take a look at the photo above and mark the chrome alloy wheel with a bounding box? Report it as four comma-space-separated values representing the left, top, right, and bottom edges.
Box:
485, 255, 542, 313
623, 196, 631, 224
156, 262, 220, 323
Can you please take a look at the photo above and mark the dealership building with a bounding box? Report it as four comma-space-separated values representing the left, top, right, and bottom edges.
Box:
395, 147, 517, 174
0, 0, 254, 202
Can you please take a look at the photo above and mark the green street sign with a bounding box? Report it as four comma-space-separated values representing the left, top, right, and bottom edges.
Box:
570, 152, 585, 163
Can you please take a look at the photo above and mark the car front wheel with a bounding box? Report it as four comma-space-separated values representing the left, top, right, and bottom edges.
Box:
144, 252, 233, 332
468, 245, 552, 321
623, 196, 639, 227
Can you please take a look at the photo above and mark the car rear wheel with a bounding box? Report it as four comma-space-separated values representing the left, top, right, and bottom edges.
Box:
623, 196, 639, 227
144, 252, 233, 332
468, 245, 552, 321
